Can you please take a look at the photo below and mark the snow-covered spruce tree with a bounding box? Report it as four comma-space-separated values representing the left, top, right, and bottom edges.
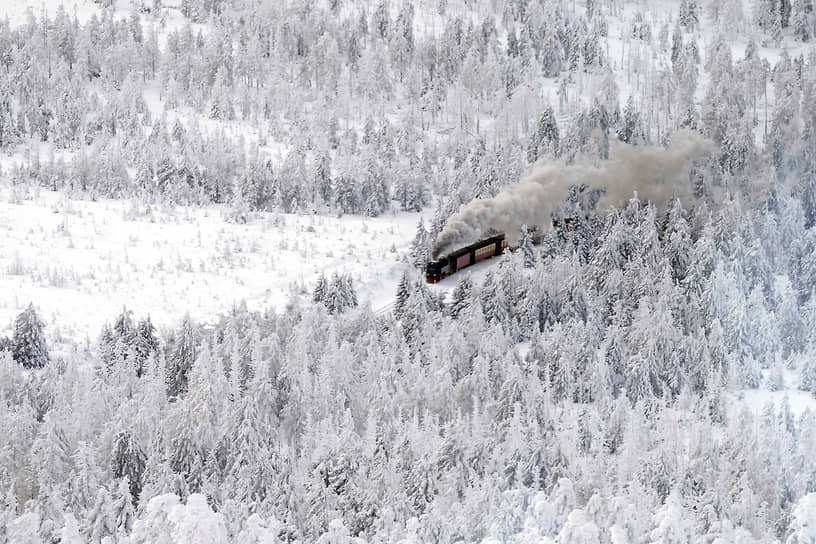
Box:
111, 477, 136, 538
222, 393, 281, 516
85, 487, 116, 543
315, 151, 333, 207
409, 218, 431, 269
133, 317, 160, 377
394, 270, 411, 320
12, 303, 49, 369
791, 0, 814, 42
679, 0, 700, 31
527, 105, 559, 163
321, 273, 359, 315
618, 95, 646, 145
449, 275, 473, 318
165, 315, 198, 398
313, 273, 328, 306
110, 431, 146, 506
519, 224, 537, 268
334, 175, 360, 215
342, 275, 358, 310
113, 307, 135, 345
800, 343, 816, 395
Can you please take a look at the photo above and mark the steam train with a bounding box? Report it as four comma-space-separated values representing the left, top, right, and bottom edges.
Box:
425, 228, 542, 283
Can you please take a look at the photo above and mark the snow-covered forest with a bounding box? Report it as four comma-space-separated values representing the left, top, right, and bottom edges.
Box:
3, 0, 816, 541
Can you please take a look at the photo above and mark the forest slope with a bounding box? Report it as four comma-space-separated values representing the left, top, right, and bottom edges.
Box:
2, 0, 816, 542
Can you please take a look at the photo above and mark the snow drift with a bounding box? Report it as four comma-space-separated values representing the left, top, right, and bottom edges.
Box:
432, 130, 714, 258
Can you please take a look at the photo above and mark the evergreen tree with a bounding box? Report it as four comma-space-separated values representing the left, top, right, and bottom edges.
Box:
133, 317, 160, 377
481, 272, 510, 326
165, 315, 198, 398
409, 218, 431, 268
394, 270, 411, 319
618, 96, 645, 145
12, 303, 49, 369
314, 273, 329, 305
111, 477, 136, 537
800, 343, 816, 395
342, 274, 359, 310
85, 487, 116, 543
541, 32, 564, 77
335, 175, 359, 215
315, 152, 333, 207
110, 431, 146, 505
519, 225, 537, 268
528, 105, 560, 163
223, 394, 280, 509
792, 0, 813, 41
449, 276, 473, 318
664, 198, 692, 281
679, 0, 700, 31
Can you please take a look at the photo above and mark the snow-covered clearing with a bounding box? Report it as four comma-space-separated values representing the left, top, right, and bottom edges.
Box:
0, 187, 418, 341
735, 388, 816, 417
0, 0, 142, 26
0, 0, 100, 27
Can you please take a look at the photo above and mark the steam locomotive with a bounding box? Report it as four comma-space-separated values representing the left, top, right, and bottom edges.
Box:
425, 228, 542, 283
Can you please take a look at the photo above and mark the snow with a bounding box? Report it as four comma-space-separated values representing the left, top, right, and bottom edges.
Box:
789, 493, 816, 544
0, 187, 418, 341
1, 0, 816, 541
0, 0, 138, 27
59, 514, 84, 544
734, 389, 816, 418
5, 511, 42, 544
315, 519, 368, 544
128, 493, 229, 544
236, 514, 284, 544
0, 0, 96, 27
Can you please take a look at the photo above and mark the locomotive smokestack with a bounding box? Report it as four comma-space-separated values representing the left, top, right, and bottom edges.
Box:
432, 130, 714, 259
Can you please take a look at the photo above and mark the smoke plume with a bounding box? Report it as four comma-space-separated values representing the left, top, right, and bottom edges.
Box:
432, 130, 714, 259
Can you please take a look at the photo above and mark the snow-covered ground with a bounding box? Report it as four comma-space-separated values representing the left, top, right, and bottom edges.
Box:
0, 0, 134, 26
736, 389, 816, 417
0, 187, 418, 341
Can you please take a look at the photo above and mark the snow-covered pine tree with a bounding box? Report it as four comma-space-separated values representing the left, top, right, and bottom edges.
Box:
111, 477, 136, 537
110, 431, 146, 505
394, 270, 411, 320
165, 315, 198, 398
527, 105, 559, 163
12, 303, 49, 369
342, 274, 358, 310
315, 151, 333, 207
618, 96, 645, 145
133, 317, 160, 377
791, 0, 813, 41
409, 218, 431, 269
314, 273, 329, 305
679, 0, 700, 31
334, 175, 359, 215
800, 342, 816, 395
519, 224, 537, 268
449, 276, 473, 318
85, 487, 116, 543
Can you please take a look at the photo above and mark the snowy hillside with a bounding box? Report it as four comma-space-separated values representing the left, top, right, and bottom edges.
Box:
2, 0, 816, 542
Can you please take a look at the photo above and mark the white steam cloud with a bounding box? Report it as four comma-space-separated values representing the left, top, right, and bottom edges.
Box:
432, 130, 715, 259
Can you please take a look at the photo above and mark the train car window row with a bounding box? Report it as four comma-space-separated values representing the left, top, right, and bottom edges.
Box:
475, 246, 493, 258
